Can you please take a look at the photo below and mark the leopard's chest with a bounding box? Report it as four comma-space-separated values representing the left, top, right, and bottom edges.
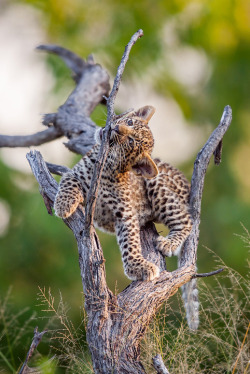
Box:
93, 174, 152, 233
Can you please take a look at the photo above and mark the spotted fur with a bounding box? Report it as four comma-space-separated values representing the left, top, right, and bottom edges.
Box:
54, 105, 192, 281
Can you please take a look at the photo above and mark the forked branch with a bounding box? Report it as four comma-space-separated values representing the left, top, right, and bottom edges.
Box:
0, 46, 110, 155
18, 327, 47, 374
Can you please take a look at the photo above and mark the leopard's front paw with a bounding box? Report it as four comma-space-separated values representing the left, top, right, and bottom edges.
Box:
155, 236, 182, 257
54, 192, 83, 219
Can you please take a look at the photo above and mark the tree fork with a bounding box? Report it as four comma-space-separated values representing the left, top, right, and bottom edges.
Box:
26, 105, 232, 374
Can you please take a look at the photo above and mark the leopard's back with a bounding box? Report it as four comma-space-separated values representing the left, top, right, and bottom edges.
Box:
152, 159, 190, 204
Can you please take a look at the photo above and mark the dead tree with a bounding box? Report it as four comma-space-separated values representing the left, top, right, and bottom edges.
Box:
0, 30, 232, 373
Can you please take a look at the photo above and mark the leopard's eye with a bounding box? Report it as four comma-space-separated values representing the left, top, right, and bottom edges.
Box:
127, 119, 133, 126
128, 138, 134, 145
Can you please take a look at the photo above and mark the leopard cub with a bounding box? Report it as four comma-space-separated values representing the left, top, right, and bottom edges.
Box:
54, 106, 192, 281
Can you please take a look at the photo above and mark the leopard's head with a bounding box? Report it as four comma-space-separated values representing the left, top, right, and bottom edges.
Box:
96, 105, 158, 178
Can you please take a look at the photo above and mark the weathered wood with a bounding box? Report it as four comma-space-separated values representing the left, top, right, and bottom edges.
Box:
46, 162, 70, 176
152, 354, 170, 374
0, 46, 110, 154
180, 105, 232, 268
179, 105, 232, 329
18, 327, 47, 374
0, 127, 62, 147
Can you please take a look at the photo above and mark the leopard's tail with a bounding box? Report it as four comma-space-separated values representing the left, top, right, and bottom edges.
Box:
181, 275, 199, 330
176, 246, 199, 330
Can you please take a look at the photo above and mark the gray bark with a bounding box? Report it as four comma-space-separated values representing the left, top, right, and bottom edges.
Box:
18, 327, 47, 374
152, 354, 170, 374
0, 46, 110, 154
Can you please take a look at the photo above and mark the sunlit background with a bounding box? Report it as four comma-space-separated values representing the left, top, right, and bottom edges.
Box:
0, 0, 249, 372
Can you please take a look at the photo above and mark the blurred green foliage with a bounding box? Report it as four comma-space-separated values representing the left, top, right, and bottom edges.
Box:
0, 0, 250, 371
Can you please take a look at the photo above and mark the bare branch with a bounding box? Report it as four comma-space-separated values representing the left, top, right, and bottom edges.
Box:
18, 327, 47, 374
0, 127, 62, 148
180, 105, 232, 268
38, 45, 110, 118
0, 46, 110, 154
193, 268, 224, 278
152, 354, 170, 374
106, 29, 144, 119
37, 45, 87, 82
46, 162, 70, 176
27, 151, 58, 203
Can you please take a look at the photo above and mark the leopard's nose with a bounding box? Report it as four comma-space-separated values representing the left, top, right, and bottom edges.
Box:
110, 125, 120, 139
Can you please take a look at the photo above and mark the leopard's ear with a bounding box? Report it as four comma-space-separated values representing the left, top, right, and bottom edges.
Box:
131, 153, 158, 179
134, 105, 156, 123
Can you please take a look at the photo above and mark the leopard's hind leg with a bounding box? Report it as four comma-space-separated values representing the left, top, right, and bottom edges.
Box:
147, 170, 192, 256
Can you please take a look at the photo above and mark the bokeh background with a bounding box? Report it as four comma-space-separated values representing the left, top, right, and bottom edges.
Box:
0, 0, 249, 371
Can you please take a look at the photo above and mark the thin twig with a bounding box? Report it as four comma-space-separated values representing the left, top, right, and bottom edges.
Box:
0, 127, 62, 148
193, 268, 224, 278
84, 29, 144, 232
106, 29, 144, 119
18, 327, 47, 374
46, 162, 70, 176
